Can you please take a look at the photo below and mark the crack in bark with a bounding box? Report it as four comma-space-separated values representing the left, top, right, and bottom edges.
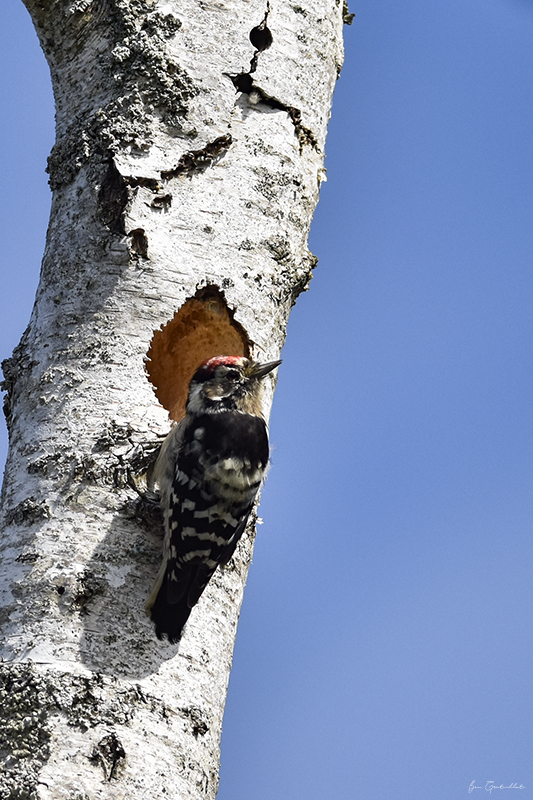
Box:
249, 1, 272, 73
160, 134, 233, 180
124, 175, 162, 191
99, 160, 129, 235
231, 74, 319, 152
228, 2, 318, 152
99, 134, 233, 239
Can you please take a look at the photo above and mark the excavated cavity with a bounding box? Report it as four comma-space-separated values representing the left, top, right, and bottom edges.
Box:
146, 287, 250, 422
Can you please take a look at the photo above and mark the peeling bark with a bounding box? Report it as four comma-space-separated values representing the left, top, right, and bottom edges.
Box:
0, 0, 346, 796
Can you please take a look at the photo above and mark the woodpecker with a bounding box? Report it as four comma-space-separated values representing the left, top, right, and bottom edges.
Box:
146, 355, 281, 643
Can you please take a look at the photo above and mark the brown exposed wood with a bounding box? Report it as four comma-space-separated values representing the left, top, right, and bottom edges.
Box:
146, 287, 250, 421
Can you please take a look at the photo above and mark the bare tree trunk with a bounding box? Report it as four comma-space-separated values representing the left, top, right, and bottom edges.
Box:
0, 0, 345, 796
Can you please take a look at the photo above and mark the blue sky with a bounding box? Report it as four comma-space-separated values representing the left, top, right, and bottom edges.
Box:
2, 0, 533, 798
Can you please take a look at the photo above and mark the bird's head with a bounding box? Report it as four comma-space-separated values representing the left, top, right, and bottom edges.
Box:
186, 355, 282, 415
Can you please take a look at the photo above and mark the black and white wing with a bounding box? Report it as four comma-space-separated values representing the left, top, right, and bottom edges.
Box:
147, 412, 269, 643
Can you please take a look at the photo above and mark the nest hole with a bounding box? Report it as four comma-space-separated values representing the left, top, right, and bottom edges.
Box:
146, 287, 250, 422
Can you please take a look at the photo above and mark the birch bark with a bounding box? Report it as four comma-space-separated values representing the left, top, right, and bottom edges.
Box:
0, 0, 346, 796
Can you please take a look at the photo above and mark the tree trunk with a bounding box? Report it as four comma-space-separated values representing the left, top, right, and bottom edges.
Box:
0, 0, 345, 796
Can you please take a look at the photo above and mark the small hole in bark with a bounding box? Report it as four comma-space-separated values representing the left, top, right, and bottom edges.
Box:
129, 228, 149, 258
56, 586, 65, 595
231, 72, 254, 93
146, 286, 250, 422
249, 24, 273, 51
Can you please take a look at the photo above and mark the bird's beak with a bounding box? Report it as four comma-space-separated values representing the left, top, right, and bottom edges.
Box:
251, 359, 282, 379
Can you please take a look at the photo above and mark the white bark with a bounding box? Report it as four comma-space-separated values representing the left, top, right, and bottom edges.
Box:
0, 0, 345, 796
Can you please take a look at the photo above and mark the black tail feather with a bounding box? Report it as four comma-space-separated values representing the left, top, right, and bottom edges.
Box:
148, 564, 215, 644
150, 591, 193, 643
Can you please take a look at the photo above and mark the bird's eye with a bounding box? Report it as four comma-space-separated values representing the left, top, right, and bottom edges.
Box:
226, 370, 239, 381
